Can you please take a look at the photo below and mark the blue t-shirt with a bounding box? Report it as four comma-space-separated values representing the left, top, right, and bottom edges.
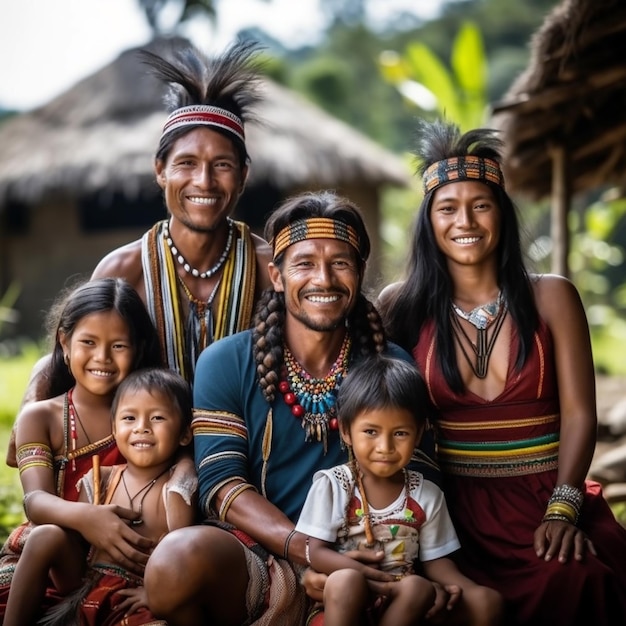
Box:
192, 330, 439, 522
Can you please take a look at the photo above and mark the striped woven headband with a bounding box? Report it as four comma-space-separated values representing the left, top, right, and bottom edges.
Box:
161, 105, 245, 144
423, 155, 504, 194
272, 218, 361, 260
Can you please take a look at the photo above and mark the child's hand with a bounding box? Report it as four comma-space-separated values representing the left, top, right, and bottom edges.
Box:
80, 505, 155, 574
344, 547, 385, 568
300, 567, 327, 602
424, 582, 462, 623
114, 586, 148, 615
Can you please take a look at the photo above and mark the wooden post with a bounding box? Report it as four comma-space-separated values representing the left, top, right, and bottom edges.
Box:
549, 143, 571, 278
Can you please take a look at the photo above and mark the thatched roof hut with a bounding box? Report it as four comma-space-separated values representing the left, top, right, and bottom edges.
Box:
0, 37, 409, 205
0, 37, 410, 338
491, 0, 626, 274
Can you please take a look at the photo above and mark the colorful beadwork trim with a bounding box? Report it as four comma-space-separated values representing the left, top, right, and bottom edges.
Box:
272, 218, 361, 260
437, 433, 559, 477
423, 155, 505, 194
161, 105, 245, 144
17, 442, 53, 475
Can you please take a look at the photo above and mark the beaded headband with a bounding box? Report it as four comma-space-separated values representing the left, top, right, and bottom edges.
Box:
272, 218, 362, 260
161, 104, 245, 144
423, 155, 505, 194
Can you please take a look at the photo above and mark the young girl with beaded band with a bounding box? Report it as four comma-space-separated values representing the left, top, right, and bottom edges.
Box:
296, 355, 503, 626
378, 119, 626, 625
4, 368, 196, 626
0, 278, 163, 620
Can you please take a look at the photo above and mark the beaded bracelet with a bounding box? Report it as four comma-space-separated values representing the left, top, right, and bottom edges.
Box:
218, 482, 257, 522
542, 483, 584, 525
305, 536, 312, 566
283, 529, 297, 560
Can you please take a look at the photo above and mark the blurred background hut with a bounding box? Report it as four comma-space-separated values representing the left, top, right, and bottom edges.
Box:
0, 36, 410, 338
492, 0, 626, 277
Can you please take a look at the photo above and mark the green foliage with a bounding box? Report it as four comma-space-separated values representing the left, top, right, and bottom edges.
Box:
0, 349, 39, 541
0, 430, 24, 543
378, 21, 488, 130
0, 345, 41, 428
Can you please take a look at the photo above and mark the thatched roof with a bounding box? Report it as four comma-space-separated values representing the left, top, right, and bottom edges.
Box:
491, 0, 626, 200
0, 37, 410, 207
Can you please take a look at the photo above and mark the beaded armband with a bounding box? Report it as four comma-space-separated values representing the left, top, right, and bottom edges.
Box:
16, 443, 53, 475
542, 483, 584, 525
218, 482, 257, 522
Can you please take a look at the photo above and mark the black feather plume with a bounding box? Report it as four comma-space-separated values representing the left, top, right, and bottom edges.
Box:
138, 39, 264, 123
413, 118, 504, 176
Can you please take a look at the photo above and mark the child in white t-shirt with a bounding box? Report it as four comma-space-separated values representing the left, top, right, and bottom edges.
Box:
296, 355, 503, 626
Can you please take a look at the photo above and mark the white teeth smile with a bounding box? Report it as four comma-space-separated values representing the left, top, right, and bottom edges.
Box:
307, 295, 339, 303
90, 370, 113, 377
132, 442, 152, 448
454, 237, 480, 244
188, 197, 217, 205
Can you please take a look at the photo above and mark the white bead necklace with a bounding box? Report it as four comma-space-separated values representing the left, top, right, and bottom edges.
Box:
163, 219, 234, 279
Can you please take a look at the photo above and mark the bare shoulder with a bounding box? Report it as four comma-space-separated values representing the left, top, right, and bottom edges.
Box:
530, 273, 586, 328
377, 281, 404, 310
15, 396, 64, 445
91, 239, 144, 293
251, 233, 273, 291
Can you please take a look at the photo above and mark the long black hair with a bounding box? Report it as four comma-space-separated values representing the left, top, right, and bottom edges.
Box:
380, 119, 537, 393
42, 278, 163, 399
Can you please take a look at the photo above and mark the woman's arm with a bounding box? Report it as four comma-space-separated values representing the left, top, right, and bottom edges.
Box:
534, 274, 597, 487
532, 274, 597, 562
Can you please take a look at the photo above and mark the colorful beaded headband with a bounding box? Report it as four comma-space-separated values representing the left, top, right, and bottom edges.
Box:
272, 218, 362, 260
422, 155, 505, 194
161, 104, 245, 144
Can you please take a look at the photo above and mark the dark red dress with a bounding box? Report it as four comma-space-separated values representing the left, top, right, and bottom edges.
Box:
414, 317, 626, 625
0, 391, 124, 619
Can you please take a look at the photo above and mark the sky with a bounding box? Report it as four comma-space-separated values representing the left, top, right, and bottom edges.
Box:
0, 0, 446, 111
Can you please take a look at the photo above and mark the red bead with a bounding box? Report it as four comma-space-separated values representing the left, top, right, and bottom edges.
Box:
291, 404, 305, 418
329, 417, 339, 430
278, 381, 290, 394
283, 392, 296, 405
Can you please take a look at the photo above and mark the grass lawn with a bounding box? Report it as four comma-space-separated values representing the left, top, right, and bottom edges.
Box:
0, 348, 39, 541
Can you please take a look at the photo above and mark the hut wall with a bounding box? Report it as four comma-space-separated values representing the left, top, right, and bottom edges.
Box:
3, 197, 143, 339
3, 184, 385, 340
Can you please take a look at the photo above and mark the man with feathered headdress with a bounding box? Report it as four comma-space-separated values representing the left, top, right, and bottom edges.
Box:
92, 39, 272, 383
5, 41, 271, 473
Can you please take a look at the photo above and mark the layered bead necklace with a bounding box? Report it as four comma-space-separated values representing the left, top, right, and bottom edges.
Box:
163, 218, 234, 279
279, 334, 351, 453
450, 291, 507, 378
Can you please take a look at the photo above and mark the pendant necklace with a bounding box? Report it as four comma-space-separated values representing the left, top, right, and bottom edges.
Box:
450, 291, 507, 379
278, 334, 351, 453
121, 467, 169, 526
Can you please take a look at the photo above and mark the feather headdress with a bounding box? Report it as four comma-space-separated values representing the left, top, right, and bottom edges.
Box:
140, 39, 264, 162
413, 119, 505, 193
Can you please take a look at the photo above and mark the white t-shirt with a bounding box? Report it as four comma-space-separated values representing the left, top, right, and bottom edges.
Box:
296, 464, 460, 576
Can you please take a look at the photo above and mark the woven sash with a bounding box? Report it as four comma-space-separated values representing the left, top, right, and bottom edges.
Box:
141, 219, 257, 383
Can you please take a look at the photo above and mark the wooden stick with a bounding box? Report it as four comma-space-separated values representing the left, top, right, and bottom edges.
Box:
92, 455, 101, 505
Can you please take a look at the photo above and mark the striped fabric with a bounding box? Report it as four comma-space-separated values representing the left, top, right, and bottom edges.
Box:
141, 219, 257, 383
438, 416, 560, 478
423, 155, 505, 194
